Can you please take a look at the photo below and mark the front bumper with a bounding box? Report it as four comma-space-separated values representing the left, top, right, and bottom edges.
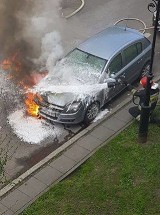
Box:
38, 102, 86, 124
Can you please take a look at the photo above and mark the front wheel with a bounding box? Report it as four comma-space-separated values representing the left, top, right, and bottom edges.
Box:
84, 102, 100, 125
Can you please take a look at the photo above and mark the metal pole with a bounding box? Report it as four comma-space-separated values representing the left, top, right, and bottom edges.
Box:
138, 0, 160, 143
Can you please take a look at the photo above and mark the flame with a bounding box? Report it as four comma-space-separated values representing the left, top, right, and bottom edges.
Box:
1, 53, 22, 73
1, 59, 12, 71
1, 53, 47, 118
25, 93, 41, 117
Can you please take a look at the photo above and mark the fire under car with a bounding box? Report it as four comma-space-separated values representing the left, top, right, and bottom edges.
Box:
34, 25, 151, 125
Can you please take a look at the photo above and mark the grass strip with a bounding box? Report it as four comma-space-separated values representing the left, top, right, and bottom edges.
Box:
21, 113, 160, 215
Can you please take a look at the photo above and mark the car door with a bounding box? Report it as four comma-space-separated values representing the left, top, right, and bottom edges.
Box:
105, 52, 125, 101
121, 42, 144, 83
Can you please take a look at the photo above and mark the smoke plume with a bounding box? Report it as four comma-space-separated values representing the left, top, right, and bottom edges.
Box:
0, 0, 62, 77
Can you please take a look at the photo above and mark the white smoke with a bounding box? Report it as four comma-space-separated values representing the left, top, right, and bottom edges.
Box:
13, 0, 64, 60
33, 31, 64, 71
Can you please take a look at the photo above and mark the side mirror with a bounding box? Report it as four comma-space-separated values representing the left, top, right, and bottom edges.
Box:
105, 78, 116, 83
110, 73, 115, 79
104, 78, 117, 88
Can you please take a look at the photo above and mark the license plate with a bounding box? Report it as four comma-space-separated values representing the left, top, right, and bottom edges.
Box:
42, 108, 57, 117
49, 110, 56, 117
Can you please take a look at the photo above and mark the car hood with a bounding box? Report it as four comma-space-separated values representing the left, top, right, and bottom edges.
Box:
42, 92, 79, 107
38, 82, 111, 107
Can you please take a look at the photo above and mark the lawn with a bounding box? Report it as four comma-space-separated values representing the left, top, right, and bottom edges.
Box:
21, 114, 160, 215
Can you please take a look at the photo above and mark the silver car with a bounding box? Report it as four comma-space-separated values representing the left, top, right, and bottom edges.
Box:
35, 26, 151, 125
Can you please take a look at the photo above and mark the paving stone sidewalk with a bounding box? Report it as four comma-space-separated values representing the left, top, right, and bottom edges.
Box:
0, 99, 134, 215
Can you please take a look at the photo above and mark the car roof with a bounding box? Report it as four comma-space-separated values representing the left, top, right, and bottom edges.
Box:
78, 26, 145, 60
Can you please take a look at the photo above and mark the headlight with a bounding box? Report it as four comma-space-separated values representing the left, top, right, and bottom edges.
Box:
63, 102, 81, 113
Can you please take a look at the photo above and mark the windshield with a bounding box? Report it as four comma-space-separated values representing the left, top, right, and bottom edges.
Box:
38, 49, 107, 88
66, 49, 106, 75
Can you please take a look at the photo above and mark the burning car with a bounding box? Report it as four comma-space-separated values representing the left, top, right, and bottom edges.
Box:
34, 26, 151, 125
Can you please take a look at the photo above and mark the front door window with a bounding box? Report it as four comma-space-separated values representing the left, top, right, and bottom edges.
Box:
108, 53, 123, 75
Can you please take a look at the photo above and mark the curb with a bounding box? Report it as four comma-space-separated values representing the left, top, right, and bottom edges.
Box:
1, 75, 160, 198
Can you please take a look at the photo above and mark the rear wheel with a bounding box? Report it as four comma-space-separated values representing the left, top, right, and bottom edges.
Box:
140, 61, 150, 78
84, 102, 100, 125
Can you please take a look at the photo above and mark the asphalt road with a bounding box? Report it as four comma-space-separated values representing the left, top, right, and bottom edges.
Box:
0, 0, 159, 188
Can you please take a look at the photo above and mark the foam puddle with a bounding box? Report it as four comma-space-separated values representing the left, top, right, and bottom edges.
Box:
7, 107, 110, 145
94, 108, 109, 122
8, 109, 54, 144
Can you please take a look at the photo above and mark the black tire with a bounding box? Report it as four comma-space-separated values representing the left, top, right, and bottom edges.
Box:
84, 102, 100, 125
140, 61, 150, 78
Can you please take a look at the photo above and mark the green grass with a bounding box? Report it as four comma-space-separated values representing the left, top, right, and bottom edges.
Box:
21, 115, 160, 215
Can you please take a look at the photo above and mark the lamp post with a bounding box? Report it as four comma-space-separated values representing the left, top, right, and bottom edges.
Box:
138, 0, 160, 143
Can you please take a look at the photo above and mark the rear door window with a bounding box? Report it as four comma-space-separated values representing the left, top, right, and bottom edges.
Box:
124, 42, 142, 65
124, 44, 137, 65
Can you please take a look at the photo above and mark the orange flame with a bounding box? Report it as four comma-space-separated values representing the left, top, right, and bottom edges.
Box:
1, 53, 22, 73
1, 59, 12, 71
1, 53, 47, 118
25, 93, 40, 117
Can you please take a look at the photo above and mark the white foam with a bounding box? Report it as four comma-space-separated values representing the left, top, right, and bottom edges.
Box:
8, 109, 54, 144
33, 55, 111, 101
33, 83, 108, 95
93, 108, 109, 122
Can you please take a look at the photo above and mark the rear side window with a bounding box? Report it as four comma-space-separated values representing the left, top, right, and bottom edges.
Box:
124, 42, 142, 65
143, 37, 151, 49
137, 42, 142, 54
108, 53, 122, 74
